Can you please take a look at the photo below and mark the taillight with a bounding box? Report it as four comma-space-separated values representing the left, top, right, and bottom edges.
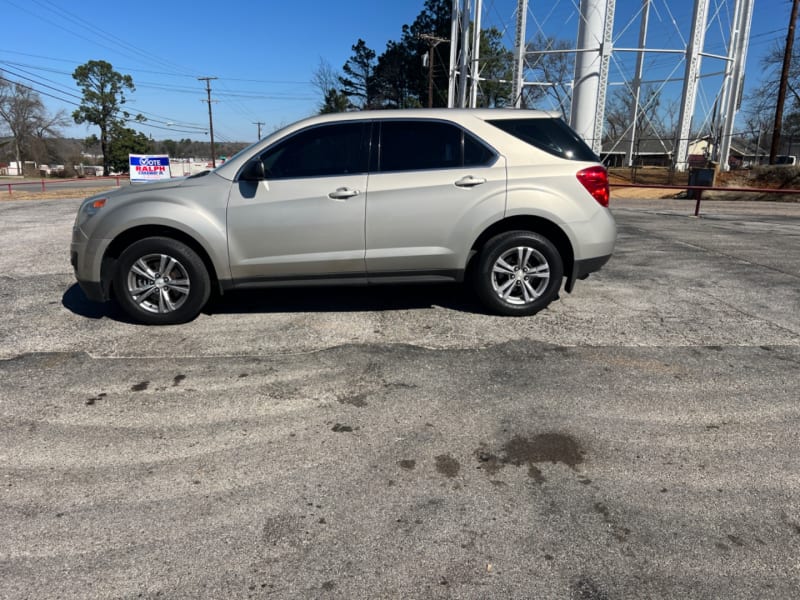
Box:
576, 166, 610, 207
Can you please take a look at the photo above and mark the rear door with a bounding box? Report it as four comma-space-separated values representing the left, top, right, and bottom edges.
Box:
227, 122, 370, 282
365, 119, 506, 278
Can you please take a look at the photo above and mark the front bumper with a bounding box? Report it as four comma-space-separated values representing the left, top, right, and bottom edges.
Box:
75, 277, 107, 302
71, 226, 110, 302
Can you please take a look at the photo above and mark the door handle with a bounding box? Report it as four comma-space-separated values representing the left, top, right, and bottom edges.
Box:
455, 176, 487, 188
328, 187, 360, 199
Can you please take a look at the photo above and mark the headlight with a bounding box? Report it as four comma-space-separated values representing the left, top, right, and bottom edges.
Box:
76, 197, 107, 227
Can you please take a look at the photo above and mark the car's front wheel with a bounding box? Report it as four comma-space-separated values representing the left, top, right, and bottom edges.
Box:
474, 231, 564, 316
113, 237, 211, 325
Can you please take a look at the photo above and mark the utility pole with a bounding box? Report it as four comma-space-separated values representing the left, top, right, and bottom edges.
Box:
770, 0, 799, 164
198, 76, 218, 167
419, 33, 448, 108
253, 121, 265, 140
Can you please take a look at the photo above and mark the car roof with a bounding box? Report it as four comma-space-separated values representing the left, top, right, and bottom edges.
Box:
214, 108, 568, 179
295, 108, 562, 126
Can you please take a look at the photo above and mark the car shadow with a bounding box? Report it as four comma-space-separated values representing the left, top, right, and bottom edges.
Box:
205, 283, 486, 315
61, 284, 134, 322
62, 282, 487, 322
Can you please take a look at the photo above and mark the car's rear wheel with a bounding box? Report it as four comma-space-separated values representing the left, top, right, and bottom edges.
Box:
474, 231, 563, 316
113, 237, 210, 325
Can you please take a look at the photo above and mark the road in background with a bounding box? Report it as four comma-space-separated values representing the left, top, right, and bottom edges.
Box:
0, 177, 131, 198
1, 197, 798, 598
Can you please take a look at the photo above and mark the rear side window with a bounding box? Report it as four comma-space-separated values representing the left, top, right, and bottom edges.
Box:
260, 122, 369, 179
378, 121, 496, 172
487, 118, 598, 162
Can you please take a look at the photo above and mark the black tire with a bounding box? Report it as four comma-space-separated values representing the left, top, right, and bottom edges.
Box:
113, 237, 211, 325
473, 231, 564, 316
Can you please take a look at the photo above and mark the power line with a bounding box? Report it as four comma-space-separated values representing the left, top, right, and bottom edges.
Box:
0, 62, 209, 132
21, 0, 196, 78
0, 49, 315, 87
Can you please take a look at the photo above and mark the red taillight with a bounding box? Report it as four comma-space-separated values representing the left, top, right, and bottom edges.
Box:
576, 166, 610, 207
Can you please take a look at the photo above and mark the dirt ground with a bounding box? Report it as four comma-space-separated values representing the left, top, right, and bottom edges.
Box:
0, 187, 118, 201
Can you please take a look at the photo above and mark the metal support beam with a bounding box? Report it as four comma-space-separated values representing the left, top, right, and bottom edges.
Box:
457, 0, 471, 108
511, 0, 529, 108
447, 0, 460, 107
570, 0, 613, 153
674, 0, 710, 172
593, 0, 616, 154
717, 0, 754, 171
469, 0, 483, 107
626, 0, 651, 167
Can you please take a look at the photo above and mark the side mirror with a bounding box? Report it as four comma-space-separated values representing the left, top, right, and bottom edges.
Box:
239, 159, 266, 182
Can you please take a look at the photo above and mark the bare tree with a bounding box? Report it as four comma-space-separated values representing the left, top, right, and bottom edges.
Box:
311, 58, 340, 99
522, 34, 574, 114
604, 86, 672, 141
0, 74, 59, 168
311, 58, 350, 114
743, 33, 800, 153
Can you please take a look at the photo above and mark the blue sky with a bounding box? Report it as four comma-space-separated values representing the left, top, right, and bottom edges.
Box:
0, 0, 788, 143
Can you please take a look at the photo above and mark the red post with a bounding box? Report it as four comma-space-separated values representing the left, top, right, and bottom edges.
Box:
694, 190, 703, 217
7, 183, 11, 196
41, 179, 46, 192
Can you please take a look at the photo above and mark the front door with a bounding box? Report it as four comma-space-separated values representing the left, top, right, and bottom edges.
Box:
227, 122, 371, 282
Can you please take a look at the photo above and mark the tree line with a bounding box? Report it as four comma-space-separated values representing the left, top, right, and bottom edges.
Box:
312, 0, 514, 112
0, 60, 244, 178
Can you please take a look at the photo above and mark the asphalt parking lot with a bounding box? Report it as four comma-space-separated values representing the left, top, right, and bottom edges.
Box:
1, 196, 799, 599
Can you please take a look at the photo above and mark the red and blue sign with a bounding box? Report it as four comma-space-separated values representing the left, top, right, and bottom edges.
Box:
129, 154, 172, 182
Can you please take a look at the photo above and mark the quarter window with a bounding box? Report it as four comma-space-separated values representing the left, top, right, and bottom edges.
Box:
260, 123, 369, 179
487, 118, 599, 162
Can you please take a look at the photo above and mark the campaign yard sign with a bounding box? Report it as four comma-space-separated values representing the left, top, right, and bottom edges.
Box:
129, 154, 172, 182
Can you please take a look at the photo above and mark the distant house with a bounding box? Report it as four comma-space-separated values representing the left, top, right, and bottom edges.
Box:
0, 160, 35, 176
74, 165, 104, 177
601, 137, 673, 167
602, 135, 767, 169
687, 136, 767, 169
0, 137, 18, 175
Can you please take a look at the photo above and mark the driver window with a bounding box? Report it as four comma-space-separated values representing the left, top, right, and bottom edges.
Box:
260, 122, 369, 179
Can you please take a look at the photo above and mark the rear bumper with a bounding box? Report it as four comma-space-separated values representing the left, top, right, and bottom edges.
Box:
565, 253, 612, 293
575, 253, 611, 278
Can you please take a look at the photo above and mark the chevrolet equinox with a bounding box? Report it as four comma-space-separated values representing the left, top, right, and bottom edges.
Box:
71, 109, 616, 324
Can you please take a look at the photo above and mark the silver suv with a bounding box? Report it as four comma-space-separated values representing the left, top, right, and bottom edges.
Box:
71, 109, 616, 325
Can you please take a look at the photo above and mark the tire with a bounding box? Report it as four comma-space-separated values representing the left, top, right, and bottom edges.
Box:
474, 231, 564, 316
113, 237, 211, 325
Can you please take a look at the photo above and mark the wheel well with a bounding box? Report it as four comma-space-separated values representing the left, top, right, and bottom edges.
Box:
469, 216, 574, 277
104, 225, 220, 293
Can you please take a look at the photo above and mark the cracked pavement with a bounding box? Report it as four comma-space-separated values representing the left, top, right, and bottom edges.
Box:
1, 197, 799, 599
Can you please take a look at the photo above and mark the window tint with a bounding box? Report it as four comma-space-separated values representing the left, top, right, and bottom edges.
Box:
378, 121, 495, 172
260, 123, 369, 179
487, 118, 598, 162
464, 131, 495, 166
